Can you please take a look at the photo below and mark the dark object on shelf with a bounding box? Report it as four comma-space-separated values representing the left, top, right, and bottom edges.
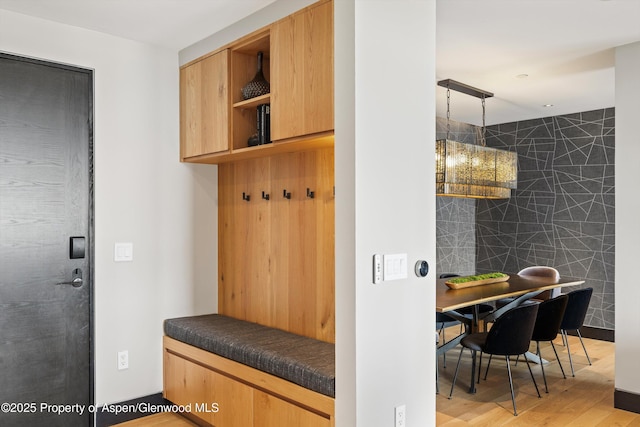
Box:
248, 133, 260, 147
257, 103, 271, 145
241, 51, 270, 100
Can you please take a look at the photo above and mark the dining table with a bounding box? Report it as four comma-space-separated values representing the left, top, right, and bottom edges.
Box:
436, 273, 585, 393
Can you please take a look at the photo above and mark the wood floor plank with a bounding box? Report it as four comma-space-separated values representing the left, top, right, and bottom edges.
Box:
437, 328, 640, 426
110, 412, 198, 426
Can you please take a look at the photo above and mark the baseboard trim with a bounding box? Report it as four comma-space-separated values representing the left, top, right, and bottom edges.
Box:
566, 326, 614, 342
95, 392, 169, 427
615, 389, 640, 414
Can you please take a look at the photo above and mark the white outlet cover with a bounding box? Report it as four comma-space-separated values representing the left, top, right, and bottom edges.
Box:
395, 404, 406, 427
117, 350, 129, 370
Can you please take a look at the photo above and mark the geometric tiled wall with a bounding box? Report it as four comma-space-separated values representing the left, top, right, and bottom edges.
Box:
476, 108, 615, 329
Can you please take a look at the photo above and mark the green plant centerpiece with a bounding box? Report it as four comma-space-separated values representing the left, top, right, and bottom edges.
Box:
447, 272, 508, 284
444, 272, 510, 289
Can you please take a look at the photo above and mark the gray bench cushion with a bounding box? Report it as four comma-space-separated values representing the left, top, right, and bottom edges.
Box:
164, 314, 335, 398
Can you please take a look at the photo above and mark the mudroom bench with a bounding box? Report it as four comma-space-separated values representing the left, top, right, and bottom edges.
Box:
163, 314, 335, 426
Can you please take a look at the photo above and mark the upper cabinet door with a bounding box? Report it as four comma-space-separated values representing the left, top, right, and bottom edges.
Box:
180, 49, 230, 160
271, 0, 334, 142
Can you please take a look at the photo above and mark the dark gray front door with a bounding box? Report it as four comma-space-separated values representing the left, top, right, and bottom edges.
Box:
0, 53, 93, 426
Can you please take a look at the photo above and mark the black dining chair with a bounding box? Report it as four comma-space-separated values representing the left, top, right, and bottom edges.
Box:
495, 266, 561, 309
560, 287, 593, 376
448, 303, 541, 416
529, 294, 569, 393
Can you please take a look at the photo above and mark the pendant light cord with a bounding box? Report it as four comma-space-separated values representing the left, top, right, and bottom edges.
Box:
481, 96, 486, 147
446, 86, 451, 141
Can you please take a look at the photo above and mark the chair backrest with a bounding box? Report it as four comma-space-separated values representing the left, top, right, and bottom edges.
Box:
560, 287, 593, 331
518, 266, 560, 281
484, 303, 539, 356
518, 266, 561, 300
532, 294, 569, 342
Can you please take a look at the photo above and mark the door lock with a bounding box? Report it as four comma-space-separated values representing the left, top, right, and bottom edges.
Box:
56, 268, 83, 288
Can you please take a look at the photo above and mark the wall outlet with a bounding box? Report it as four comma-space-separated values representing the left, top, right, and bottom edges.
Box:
117, 350, 129, 370
395, 404, 406, 427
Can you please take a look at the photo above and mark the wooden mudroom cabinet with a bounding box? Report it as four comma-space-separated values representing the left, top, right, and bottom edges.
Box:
179, 0, 334, 164
270, 0, 334, 142
179, 49, 230, 160
169, 2, 336, 425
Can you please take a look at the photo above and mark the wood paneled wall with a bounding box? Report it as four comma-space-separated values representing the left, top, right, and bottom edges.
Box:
218, 147, 335, 343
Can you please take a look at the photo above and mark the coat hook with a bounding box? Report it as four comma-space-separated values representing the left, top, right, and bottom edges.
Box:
283, 189, 292, 199
242, 192, 250, 202
262, 191, 270, 201
306, 188, 315, 199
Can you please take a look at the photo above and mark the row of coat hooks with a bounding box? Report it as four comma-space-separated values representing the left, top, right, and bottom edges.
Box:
242, 188, 317, 202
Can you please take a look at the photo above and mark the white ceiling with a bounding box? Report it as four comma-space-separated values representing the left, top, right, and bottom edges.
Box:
0, 0, 278, 51
437, 0, 640, 125
1, 0, 639, 126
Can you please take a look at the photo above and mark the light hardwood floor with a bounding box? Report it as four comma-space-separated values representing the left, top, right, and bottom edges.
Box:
437, 330, 640, 426
113, 333, 636, 426
111, 412, 198, 426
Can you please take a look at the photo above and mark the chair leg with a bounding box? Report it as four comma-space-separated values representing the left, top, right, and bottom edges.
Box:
536, 341, 548, 393
438, 322, 447, 368
436, 357, 440, 394
550, 341, 566, 379
577, 329, 592, 366
524, 352, 541, 398
448, 345, 465, 399
562, 329, 576, 377
484, 354, 493, 380
477, 351, 483, 384
469, 349, 478, 394
505, 356, 518, 416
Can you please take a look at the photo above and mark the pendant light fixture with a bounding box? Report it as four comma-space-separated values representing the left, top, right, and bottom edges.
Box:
436, 79, 518, 199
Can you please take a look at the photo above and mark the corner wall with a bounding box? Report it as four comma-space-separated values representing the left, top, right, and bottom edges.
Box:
615, 41, 640, 404
335, 1, 437, 425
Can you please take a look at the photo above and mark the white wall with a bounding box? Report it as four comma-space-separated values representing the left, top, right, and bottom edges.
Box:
178, 0, 316, 65
615, 41, 640, 395
0, 10, 217, 405
335, 1, 437, 425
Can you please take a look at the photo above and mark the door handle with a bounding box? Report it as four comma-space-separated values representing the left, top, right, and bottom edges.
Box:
56, 268, 83, 288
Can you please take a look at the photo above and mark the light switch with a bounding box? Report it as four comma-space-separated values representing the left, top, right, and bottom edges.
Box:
383, 253, 408, 281
114, 242, 133, 262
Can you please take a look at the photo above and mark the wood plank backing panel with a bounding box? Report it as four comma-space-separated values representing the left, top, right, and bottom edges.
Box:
218, 148, 334, 342
218, 162, 245, 320
244, 156, 273, 325
315, 148, 335, 341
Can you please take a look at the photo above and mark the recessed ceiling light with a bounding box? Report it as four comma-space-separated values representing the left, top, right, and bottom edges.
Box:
543, 104, 554, 107
516, 74, 529, 79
